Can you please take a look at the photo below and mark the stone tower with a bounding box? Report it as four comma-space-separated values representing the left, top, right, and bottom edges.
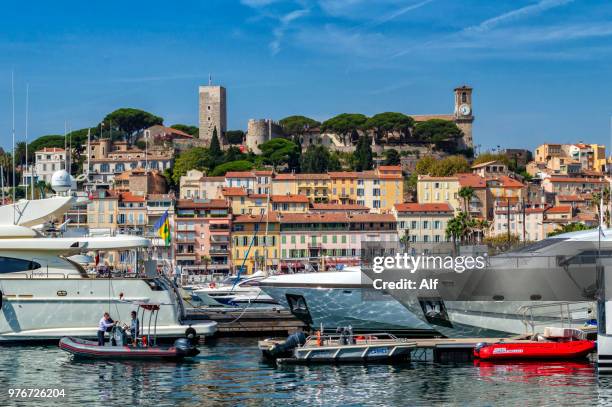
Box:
199, 85, 227, 145
453, 85, 474, 150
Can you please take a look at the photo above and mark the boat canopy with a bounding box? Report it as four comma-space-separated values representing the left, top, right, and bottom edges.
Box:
0, 196, 75, 227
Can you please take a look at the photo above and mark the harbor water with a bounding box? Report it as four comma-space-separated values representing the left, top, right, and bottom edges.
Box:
1, 338, 610, 406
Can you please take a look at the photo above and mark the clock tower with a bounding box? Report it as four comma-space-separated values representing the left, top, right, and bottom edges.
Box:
454, 85, 474, 150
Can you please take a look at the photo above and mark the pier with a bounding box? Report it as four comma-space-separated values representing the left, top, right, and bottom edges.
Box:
185, 307, 307, 336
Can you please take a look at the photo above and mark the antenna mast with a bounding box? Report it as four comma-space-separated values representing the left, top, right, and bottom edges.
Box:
11, 71, 16, 224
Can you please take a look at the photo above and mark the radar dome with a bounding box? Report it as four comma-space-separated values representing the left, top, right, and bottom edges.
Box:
51, 170, 73, 192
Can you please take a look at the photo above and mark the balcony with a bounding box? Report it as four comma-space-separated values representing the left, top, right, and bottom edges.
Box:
210, 245, 229, 254
210, 235, 230, 243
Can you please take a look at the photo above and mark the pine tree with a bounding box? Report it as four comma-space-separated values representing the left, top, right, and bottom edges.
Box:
354, 136, 373, 171
210, 127, 222, 157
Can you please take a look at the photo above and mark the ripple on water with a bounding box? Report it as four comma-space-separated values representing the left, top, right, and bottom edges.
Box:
0, 339, 607, 406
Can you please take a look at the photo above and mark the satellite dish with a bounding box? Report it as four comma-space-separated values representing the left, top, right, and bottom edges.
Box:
51, 170, 73, 193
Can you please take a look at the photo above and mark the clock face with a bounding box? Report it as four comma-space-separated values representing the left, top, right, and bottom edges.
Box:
459, 104, 471, 116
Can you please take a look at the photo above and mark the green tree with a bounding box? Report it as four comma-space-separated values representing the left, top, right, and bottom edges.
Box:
171, 147, 209, 185
383, 149, 401, 165
321, 113, 368, 145
210, 160, 255, 176
301, 145, 341, 173
415, 155, 437, 175
413, 119, 463, 150
170, 124, 199, 137
364, 112, 414, 143
430, 155, 470, 176
28, 135, 65, 154
209, 127, 222, 158
279, 115, 320, 135
458, 186, 475, 215
102, 108, 163, 140
473, 152, 511, 168
353, 136, 374, 171
225, 130, 245, 145
547, 222, 592, 237
223, 146, 247, 163
259, 138, 300, 171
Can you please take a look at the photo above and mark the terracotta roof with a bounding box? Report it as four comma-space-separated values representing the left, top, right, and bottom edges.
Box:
254, 170, 273, 176
148, 124, 192, 138
294, 173, 331, 180
378, 173, 403, 180
394, 203, 453, 213
488, 176, 524, 188
328, 172, 358, 179
274, 174, 296, 180
248, 194, 268, 199
176, 199, 229, 209
378, 165, 402, 172
271, 195, 309, 203
457, 173, 486, 188
311, 203, 370, 211
37, 147, 65, 153
546, 205, 573, 214
547, 177, 605, 183
220, 187, 248, 197
225, 171, 256, 178
277, 212, 396, 223
234, 212, 280, 223
119, 192, 146, 202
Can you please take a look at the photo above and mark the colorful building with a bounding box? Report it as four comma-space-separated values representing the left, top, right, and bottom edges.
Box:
393, 203, 454, 253
174, 199, 232, 274
232, 213, 280, 274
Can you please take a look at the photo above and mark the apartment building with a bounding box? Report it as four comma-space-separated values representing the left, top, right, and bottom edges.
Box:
179, 170, 224, 200
541, 177, 605, 195
174, 199, 231, 274
22, 147, 68, 185
278, 212, 398, 272
393, 203, 454, 253
232, 213, 280, 274
492, 201, 546, 241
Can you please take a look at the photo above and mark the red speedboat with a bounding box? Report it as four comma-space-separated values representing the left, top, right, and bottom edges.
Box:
474, 340, 596, 361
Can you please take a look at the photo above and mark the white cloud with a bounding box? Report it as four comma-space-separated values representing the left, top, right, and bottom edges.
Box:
366, 0, 435, 28
463, 0, 576, 34
270, 9, 310, 55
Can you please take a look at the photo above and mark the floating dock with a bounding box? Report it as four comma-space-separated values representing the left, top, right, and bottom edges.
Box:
185, 307, 307, 336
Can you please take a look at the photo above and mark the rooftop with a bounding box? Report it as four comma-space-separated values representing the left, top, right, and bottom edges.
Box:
394, 203, 453, 213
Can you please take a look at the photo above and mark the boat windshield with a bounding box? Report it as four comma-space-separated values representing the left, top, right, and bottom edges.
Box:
220, 276, 246, 285
507, 238, 569, 254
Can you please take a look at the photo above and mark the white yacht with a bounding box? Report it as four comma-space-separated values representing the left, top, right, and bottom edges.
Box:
0, 197, 217, 341
193, 272, 277, 307
258, 267, 433, 334
260, 231, 600, 337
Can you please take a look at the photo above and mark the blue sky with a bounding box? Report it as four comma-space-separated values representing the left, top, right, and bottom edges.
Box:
1, 0, 612, 153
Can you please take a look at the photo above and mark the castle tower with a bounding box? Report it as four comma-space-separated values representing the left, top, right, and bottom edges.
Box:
453, 85, 474, 150
199, 84, 227, 145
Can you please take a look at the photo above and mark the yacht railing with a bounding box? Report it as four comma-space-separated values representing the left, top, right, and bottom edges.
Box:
518, 301, 595, 335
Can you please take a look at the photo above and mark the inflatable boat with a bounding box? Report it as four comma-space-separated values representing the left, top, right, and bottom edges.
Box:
474, 340, 595, 361
60, 336, 199, 360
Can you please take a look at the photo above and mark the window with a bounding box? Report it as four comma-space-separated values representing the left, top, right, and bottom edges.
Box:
373, 200, 381, 208
282, 236, 286, 244
433, 221, 441, 229
423, 221, 429, 229
423, 235, 429, 242
411, 221, 417, 229
341, 235, 346, 244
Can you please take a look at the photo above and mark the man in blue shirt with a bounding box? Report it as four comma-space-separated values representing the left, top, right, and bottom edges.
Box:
97, 312, 115, 346
130, 311, 140, 345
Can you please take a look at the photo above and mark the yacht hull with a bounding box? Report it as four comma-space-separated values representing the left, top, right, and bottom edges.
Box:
261, 286, 432, 334
0, 277, 217, 342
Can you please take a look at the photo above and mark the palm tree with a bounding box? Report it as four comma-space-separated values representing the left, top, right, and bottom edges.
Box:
458, 186, 475, 215
200, 255, 211, 275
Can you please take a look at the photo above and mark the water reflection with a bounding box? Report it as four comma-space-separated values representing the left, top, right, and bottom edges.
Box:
1, 339, 611, 406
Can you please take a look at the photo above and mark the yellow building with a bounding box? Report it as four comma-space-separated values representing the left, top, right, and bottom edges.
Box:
329, 172, 357, 204
232, 213, 280, 274
534, 143, 563, 163
591, 144, 607, 172
417, 175, 461, 211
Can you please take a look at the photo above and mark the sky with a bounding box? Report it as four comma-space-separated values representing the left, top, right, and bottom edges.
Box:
1, 0, 612, 153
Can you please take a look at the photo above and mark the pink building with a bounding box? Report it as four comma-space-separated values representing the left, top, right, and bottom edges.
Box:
174, 199, 231, 274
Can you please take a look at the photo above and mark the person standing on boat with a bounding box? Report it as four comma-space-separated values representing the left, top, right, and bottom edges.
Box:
97, 312, 115, 346
129, 311, 140, 345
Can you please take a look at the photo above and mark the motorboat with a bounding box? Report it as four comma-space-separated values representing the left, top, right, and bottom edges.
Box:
60, 302, 200, 360
258, 267, 433, 334
193, 272, 278, 307
0, 197, 217, 342
473, 340, 595, 361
